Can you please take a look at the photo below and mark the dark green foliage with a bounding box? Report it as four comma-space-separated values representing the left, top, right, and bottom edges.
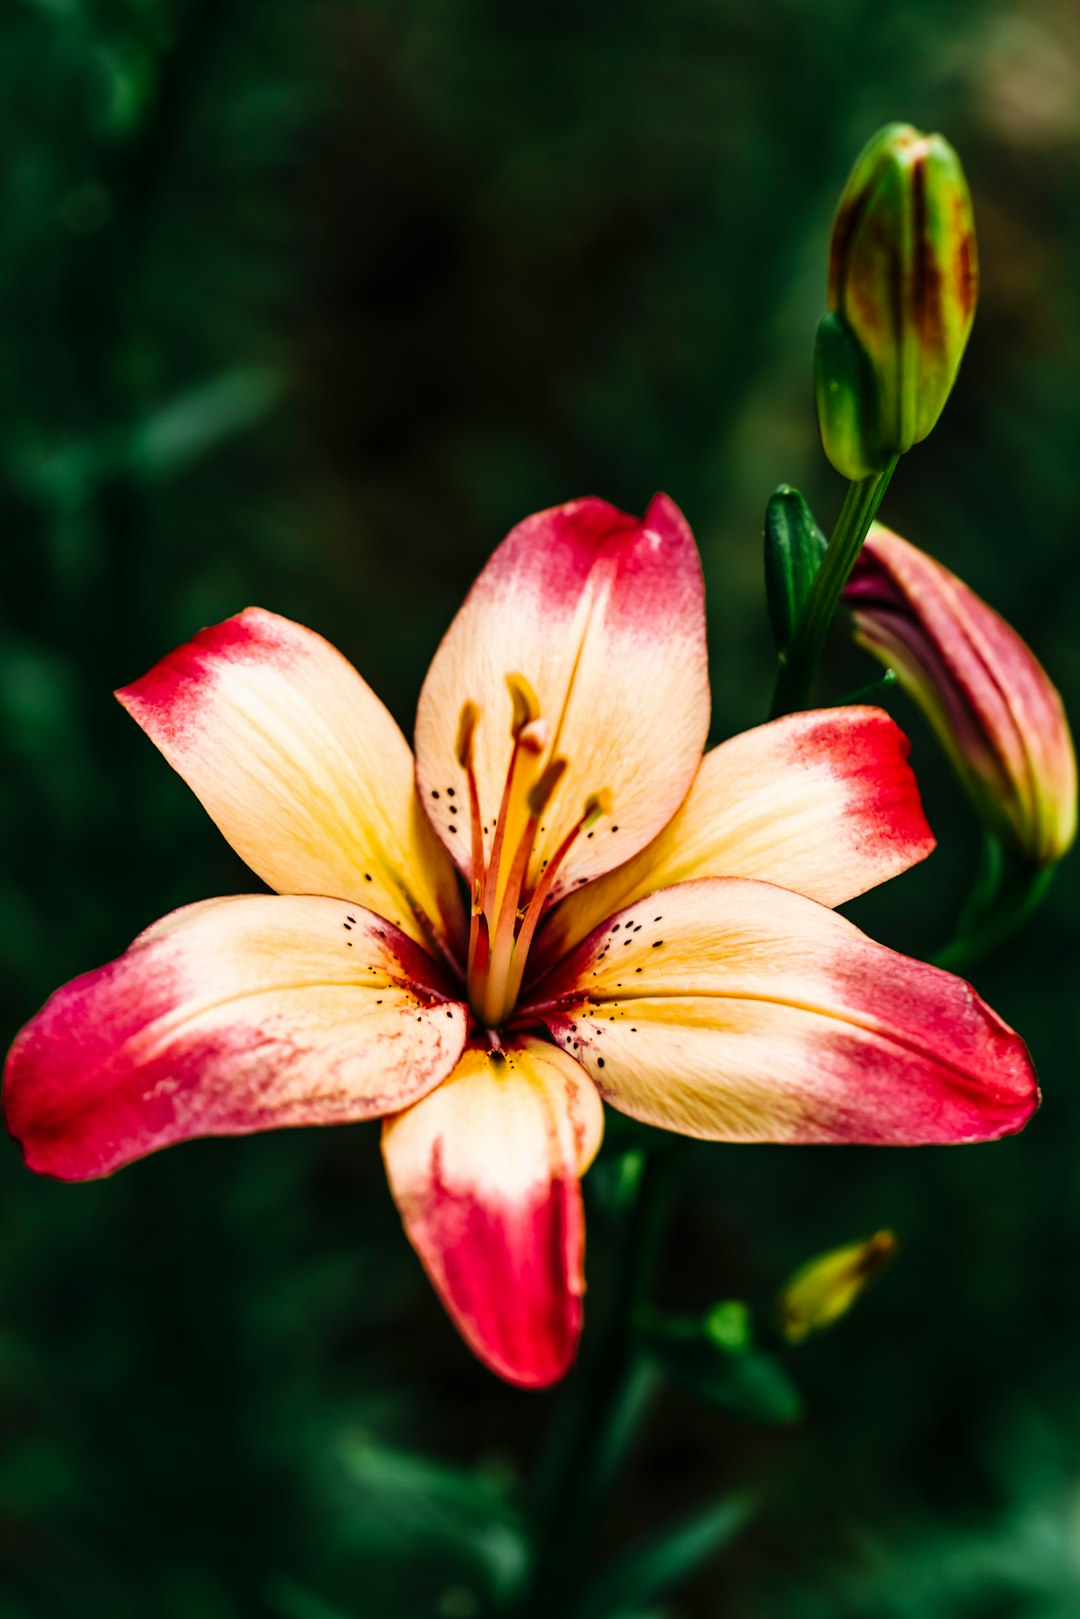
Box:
2, 1, 1080, 1615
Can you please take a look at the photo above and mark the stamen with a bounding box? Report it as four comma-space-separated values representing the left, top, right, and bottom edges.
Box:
500, 786, 612, 1013
490, 754, 569, 965
460, 676, 610, 1028
506, 672, 541, 735
527, 758, 568, 818
456, 700, 488, 980
582, 788, 613, 829
455, 700, 480, 767
480, 716, 547, 923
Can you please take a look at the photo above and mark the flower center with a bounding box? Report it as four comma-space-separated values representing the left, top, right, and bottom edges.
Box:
457, 675, 609, 1029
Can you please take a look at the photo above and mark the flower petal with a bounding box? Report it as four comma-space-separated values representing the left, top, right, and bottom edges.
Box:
4, 895, 468, 1180
527, 878, 1037, 1146
381, 1035, 603, 1388
537, 706, 935, 961
414, 495, 709, 901
117, 609, 465, 958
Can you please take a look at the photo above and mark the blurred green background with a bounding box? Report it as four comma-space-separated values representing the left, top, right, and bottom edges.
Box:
3, 1, 1080, 1614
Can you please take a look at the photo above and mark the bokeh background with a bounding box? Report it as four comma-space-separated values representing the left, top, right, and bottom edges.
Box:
3, 1, 1080, 1615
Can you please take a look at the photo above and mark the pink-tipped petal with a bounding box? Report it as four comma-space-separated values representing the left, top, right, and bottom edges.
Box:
527, 879, 1037, 1146
382, 1036, 603, 1388
117, 609, 465, 958
414, 495, 709, 901
5, 896, 467, 1180
537, 706, 935, 961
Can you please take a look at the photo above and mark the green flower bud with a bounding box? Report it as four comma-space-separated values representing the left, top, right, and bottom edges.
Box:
763, 485, 828, 654
778, 1231, 897, 1344
816, 123, 979, 480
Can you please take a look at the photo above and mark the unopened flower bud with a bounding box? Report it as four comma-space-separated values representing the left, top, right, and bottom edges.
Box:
846, 526, 1077, 865
778, 1231, 897, 1344
816, 123, 978, 480
764, 486, 828, 654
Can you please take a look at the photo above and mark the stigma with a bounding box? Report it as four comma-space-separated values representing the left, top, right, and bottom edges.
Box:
457, 676, 610, 1028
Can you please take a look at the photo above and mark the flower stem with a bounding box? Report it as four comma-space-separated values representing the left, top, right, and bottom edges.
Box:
768, 458, 899, 719
933, 842, 1056, 972
521, 1149, 677, 1613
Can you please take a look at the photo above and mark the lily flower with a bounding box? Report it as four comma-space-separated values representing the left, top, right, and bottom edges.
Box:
3, 496, 1038, 1387
846, 525, 1077, 866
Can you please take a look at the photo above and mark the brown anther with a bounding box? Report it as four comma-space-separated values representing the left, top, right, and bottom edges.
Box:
527, 757, 568, 817
456, 701, 480, 767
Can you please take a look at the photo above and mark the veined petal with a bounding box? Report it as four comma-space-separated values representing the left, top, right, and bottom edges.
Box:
526, 879, 1037, 1146
382, 1036, 603, 1388
537, 707, 934, 961
414, 495, 709, 901
117, 609, 465, 958
4, 895, 468, 1180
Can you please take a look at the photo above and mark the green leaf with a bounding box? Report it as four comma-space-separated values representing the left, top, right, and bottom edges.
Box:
640, 1312, 803, 1425
334, 1433, 530, 1601
574, 1493, 754, 1619
763, 485, 829, 654
267, 1581, 353, 1619
129, 367, 284, 479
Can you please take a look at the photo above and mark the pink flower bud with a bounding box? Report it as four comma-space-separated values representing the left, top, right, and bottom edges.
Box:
845, 526, 1076, 865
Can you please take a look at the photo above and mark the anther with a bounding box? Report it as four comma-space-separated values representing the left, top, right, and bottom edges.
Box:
527, 757, 568, 817
456, 701, 480, 767
506, 673, 541, 736
582, 788, 612, 829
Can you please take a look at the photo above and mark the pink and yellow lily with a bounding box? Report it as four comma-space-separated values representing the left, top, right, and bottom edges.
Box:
3, 496, 1038, 1386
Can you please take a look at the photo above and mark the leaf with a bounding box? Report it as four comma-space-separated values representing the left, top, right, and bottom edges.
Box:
129, 367, 284, 478
334, 1433, 529, 1601
574, 1493, 755, 1619
267, 1580, 353, 1619
640, 1312, 803, 1425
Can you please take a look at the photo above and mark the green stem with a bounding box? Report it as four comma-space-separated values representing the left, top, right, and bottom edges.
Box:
832, 668, 898, 707
769, 457, 899, 719
933, 860, 1056, 972
522, 1149, 677, 1614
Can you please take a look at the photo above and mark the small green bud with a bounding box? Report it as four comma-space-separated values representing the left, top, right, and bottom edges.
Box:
640, 1306, 803, 1423
703, 1300, 752, 1353
764, 486, 829, 653
816, 123, 979, 479
778, 1230, 897, 1344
